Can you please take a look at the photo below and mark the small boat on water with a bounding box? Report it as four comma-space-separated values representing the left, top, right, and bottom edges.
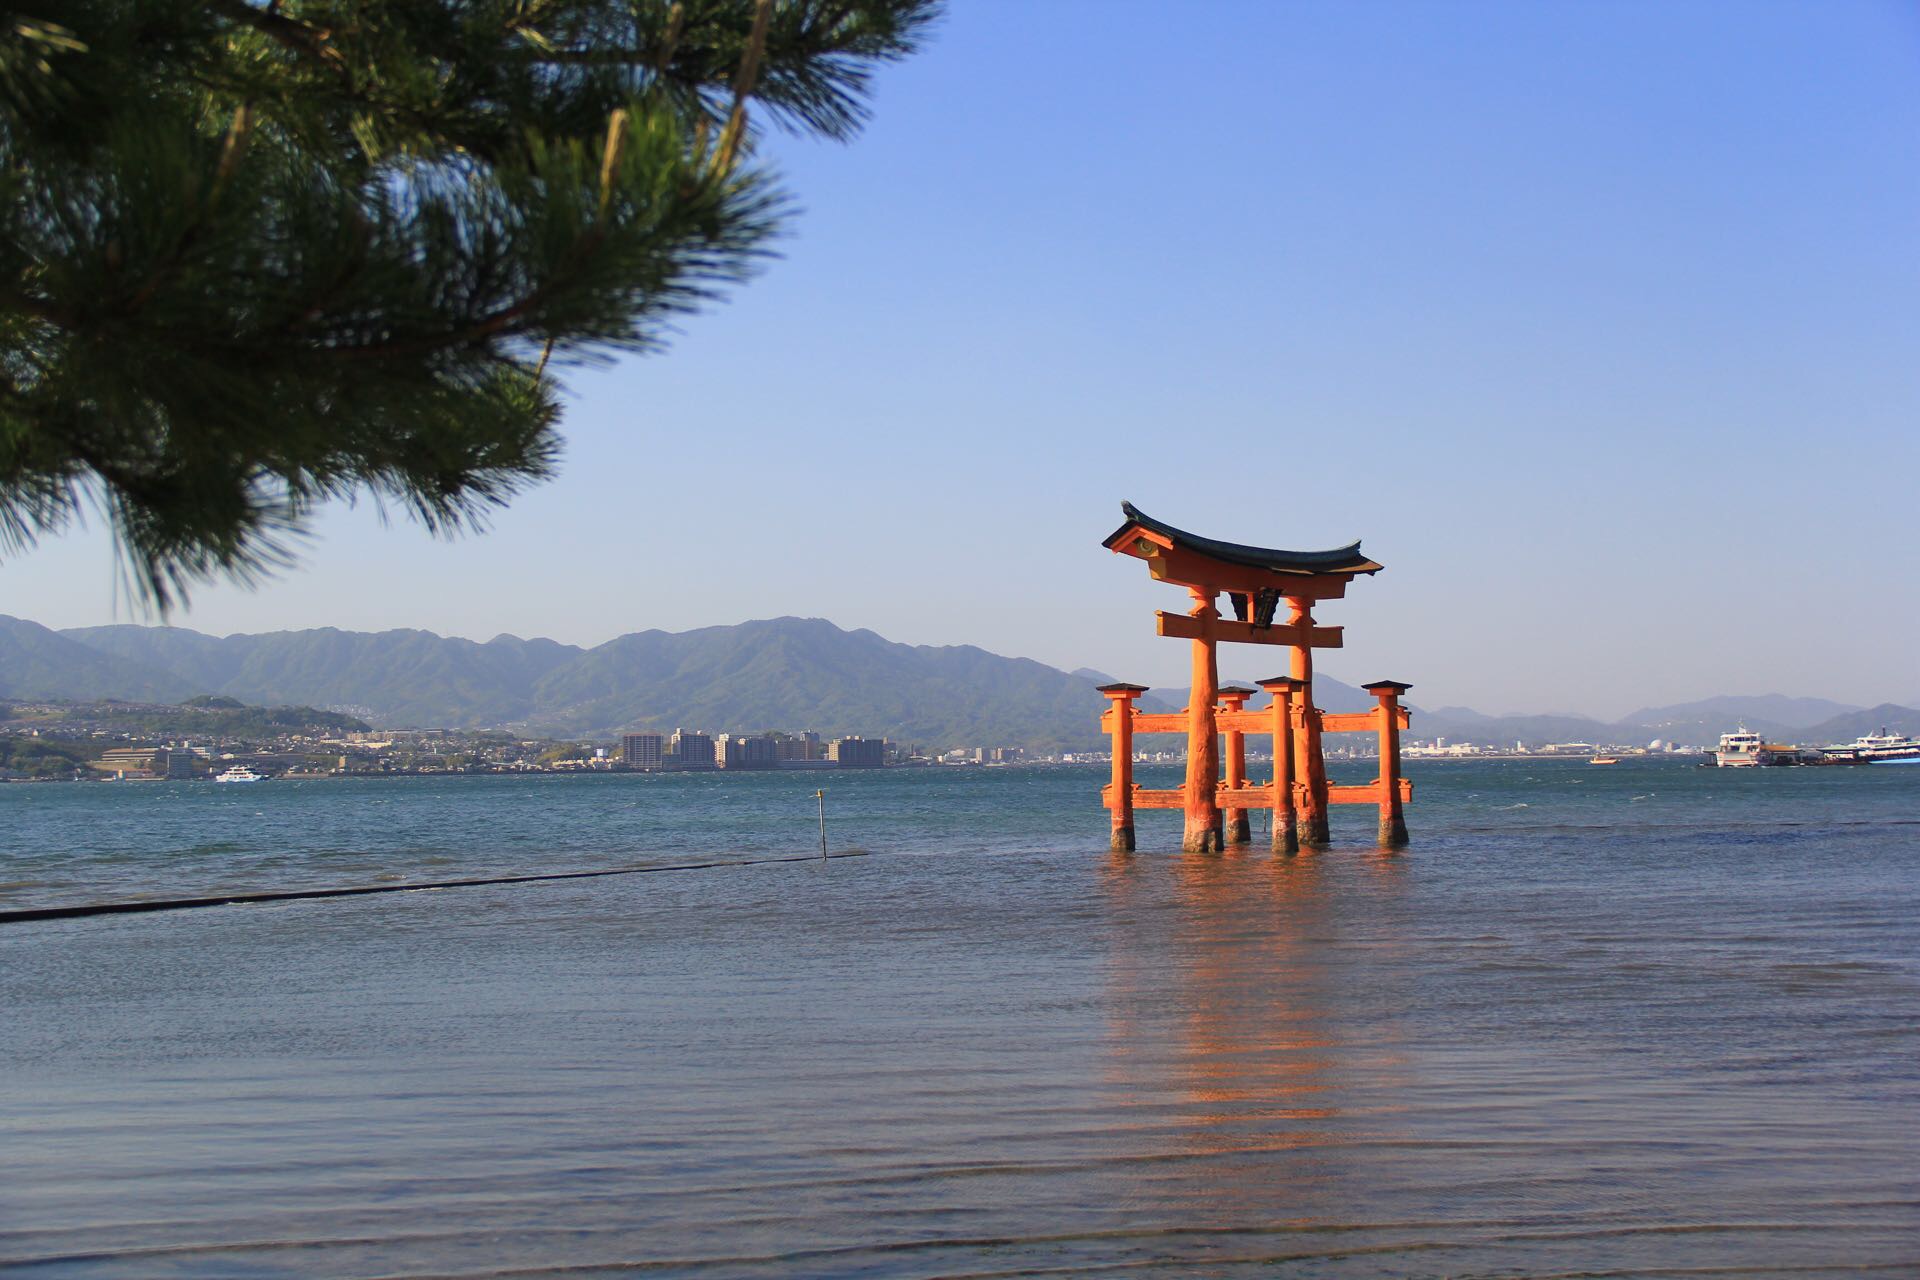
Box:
1589, 756, 1619, 765
1820, 729, 1920, 765
213, 765, 266, 784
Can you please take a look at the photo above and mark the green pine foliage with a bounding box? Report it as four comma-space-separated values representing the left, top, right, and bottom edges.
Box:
0, 2, 936, 605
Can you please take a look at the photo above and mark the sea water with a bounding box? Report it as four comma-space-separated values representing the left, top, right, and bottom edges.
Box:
2, 759, 1916, 1277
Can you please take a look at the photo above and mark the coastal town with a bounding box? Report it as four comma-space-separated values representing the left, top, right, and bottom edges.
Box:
0, 697, 1032, 781
4, 694, 1911, 783
13, 692, 1915, 784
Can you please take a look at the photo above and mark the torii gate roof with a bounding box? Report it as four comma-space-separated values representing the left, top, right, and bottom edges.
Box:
1103, 502, 1382, 578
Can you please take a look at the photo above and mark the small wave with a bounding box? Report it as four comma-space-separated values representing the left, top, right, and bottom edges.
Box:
1769, 961, 1892, 981
1493, 803, 1529, 810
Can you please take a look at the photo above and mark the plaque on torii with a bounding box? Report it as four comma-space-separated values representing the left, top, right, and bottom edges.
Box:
1097, 502, 1412, 853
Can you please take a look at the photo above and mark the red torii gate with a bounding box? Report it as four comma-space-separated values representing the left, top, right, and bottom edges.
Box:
1096, 502, 1411, 853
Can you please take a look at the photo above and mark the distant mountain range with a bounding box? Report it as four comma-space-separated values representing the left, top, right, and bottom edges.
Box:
1, 615, 1122, 749
1624, 694, 1863, 730
1, 614, 1912, 750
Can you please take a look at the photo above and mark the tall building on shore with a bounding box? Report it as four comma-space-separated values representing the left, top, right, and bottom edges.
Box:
774, 732, 824, 762
713, 733, 780, 769
157, 746, 201, 779
828, 736, 886, 768
621, 733, 665, 769
743, 734, 779, 768
668, 729, 715, 770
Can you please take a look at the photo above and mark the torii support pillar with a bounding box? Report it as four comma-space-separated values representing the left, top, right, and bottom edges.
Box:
1182, 590, 1224, 853
1364, 680, 1412, 849
1218, 686, 1255, 845
1289, 597, 1331, 848
1258, 676, 1303, 854
1099, 683, 1148, 852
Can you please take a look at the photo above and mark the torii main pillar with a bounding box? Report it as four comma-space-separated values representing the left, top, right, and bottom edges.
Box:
1181, 590, 1224, 852
1288, 596, 1331, 848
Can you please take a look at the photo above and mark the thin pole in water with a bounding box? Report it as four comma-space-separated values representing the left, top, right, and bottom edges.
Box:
816, 789, 828, 861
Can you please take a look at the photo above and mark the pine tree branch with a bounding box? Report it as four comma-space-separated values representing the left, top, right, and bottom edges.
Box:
0, 0, 937, 608
0, 292, 71, 328
210, 102, 256, 203
714, 0, 773, 175
204, 0, 344, 69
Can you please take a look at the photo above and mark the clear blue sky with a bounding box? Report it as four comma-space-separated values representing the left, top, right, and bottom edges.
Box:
6, 1, 1918, 718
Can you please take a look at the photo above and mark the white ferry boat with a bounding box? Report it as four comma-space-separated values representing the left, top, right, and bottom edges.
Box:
213, 765, 266, 784
1821, 730, 1920, 765
1714, 729, 1807, 767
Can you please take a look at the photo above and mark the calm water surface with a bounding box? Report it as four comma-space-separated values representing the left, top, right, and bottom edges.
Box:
2, 760, 1916, 1277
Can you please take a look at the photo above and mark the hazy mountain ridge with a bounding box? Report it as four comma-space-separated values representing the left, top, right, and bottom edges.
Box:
1792, 704, 1920, 743
26, 615, 1124, 749
0, 616, 194, 703
1624, 694, 1864, 731
62, 623, 584, 727
4, 614, 1911, 750
520, 619, 1108, 746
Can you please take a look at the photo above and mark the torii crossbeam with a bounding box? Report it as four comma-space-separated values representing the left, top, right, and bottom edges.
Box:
1097, 502, 1412, 853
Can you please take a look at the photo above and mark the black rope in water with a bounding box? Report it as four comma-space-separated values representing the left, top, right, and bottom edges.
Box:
0, 850, 868, 926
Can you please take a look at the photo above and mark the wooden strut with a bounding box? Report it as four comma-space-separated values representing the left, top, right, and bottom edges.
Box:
1109, 707, 1408, 736
1102, 781, 1413, 810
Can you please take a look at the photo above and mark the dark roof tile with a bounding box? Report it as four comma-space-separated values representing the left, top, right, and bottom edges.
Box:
1104, 501, 1382, 576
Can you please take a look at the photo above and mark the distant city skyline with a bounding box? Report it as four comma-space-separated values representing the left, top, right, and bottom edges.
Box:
4, 1, 1916, 719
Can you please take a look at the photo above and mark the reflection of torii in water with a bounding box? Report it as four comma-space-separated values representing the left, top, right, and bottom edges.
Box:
1095, 850, 1417, 1228
1095, 502, 1413, 853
